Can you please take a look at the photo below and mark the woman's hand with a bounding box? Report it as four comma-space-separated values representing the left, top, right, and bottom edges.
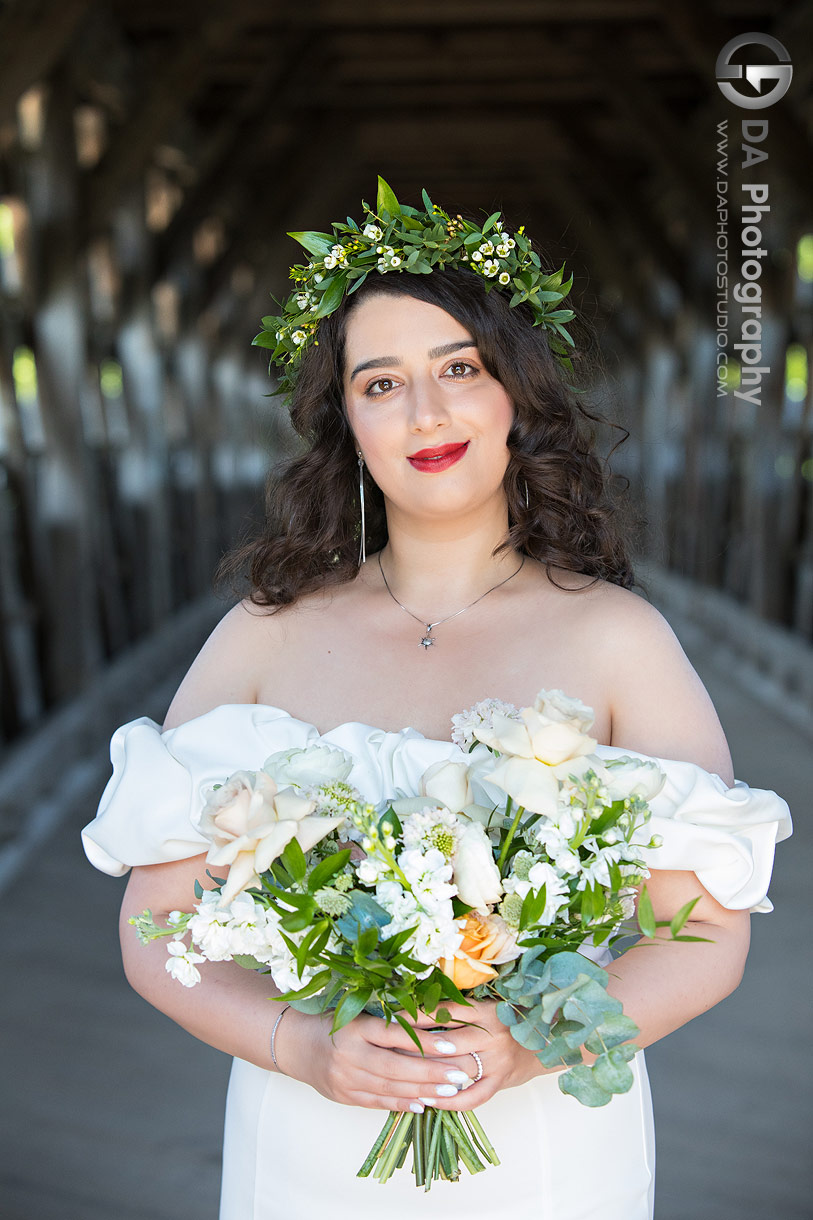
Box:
276, 998, 552, 1113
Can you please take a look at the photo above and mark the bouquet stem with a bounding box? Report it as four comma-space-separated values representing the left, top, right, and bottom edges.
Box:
359, 1106, 500, 1188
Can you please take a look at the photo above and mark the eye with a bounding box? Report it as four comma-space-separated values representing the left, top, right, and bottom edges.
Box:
444, 360, 479, 379
364, 376, 399, 398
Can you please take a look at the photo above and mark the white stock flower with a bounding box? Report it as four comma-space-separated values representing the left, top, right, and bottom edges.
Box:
291, 329, 307, 346
401, 806, 461, 858
165, 940, 205, 987
479, 240, 495, 256
450, 697, 521, 749
355, 855, 391, 886
482, 260, 499, 277
452, 821, 502, 913
188, 892, 234, 961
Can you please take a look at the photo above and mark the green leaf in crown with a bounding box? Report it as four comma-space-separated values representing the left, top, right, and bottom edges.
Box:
252, 175, 576, 402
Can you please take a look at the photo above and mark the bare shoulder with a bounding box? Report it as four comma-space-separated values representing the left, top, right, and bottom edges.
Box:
569, 579, 734, 782
161, 598, 284, 731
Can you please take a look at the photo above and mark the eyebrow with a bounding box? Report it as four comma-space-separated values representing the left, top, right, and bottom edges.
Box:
349, 339, 477, 382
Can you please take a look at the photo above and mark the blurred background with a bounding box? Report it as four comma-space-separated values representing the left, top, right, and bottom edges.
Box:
0, 2, 810, 1218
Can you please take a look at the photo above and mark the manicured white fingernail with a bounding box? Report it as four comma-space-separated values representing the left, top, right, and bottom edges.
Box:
434, 1039, 457, 1054
418, 1097, 435, 1106
435, 1083, 458, 1097
445, 1070, 471, 1086
410, 1101, 425, 1114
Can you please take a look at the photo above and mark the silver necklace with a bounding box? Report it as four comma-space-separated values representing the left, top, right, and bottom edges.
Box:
377, 551, 526, 649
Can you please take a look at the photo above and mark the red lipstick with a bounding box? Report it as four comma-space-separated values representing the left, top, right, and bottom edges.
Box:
407, 441, 469, 472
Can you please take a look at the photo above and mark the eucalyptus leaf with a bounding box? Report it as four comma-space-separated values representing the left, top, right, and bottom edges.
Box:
336, 892, 391, 939
558, 1065, 613, 1108
540, 978, 587, 1024
495, 1001, 519, 1027
510, 1021, 550, 1052
583, 1013, 639, 1054
592, 1046, 636, 1094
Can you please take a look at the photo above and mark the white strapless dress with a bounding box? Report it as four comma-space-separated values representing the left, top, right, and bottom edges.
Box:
81, 704, 792, 1220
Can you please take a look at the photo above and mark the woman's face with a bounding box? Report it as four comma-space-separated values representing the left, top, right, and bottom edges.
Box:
342, 292, 514, 521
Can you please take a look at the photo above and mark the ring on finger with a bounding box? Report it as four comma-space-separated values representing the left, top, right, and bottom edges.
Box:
469, 1050, 484, 1083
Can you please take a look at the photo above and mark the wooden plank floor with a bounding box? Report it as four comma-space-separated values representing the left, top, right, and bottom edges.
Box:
0, 634, 809, 1220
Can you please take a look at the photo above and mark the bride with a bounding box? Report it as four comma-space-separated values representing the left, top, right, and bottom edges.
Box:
82, 184, 790, 1219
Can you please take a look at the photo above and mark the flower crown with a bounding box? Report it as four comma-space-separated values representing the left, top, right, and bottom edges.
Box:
253, 176, 576, 402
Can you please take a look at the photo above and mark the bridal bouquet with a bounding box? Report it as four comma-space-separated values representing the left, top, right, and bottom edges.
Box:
132, 689, 701, 1189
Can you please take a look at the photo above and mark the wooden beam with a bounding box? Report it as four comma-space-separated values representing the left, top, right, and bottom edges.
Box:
115, 1, 664, 29
661, 0, 813, 208
153, 32, 316, 282
592, 59, 709, 233
563, 114, 690, 293
0, 0, 92, 126
82, 7, 246, 237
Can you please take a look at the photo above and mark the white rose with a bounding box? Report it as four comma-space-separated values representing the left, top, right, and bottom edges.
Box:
520, 707, 597, 766
483, 755, 560, 817
263, 744, 353, 789
420, 759, 473, 813
452, 821, 502, 913
534, 688, 596, 733
604, 756, 666, 802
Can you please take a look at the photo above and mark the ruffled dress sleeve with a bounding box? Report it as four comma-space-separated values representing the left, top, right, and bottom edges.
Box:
595, 745, 793, 914
81, 704, 321, 876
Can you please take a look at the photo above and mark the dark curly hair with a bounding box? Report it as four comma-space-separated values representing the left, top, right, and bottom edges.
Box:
216, 266, 637, 609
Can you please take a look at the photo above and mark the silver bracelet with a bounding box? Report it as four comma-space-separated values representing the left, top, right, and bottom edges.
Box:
270, 1004, 291, 1073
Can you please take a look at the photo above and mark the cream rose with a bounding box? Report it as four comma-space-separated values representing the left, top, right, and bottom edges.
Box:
200, 770, 345, 905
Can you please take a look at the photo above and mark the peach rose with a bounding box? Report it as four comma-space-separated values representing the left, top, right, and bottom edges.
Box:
439, 912, 522, 991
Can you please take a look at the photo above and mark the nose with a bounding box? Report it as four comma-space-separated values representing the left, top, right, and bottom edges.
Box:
405, 373, 452, 433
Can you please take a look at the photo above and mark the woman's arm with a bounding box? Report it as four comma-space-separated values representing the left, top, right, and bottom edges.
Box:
595, 589, 750, 1050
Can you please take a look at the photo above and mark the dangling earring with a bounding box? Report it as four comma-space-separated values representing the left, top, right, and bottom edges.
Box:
357, 450, 367, 566
524, 479, 530, 509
